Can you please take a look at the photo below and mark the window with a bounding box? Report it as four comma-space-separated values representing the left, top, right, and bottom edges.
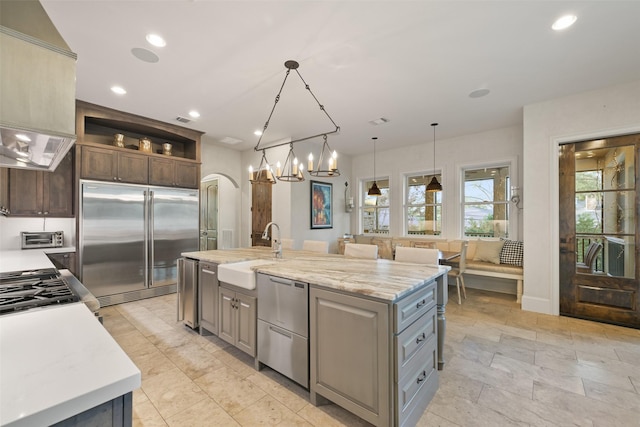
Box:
463, 166, 511, 238
406, 173, 442, 235
362, 178, 389, 234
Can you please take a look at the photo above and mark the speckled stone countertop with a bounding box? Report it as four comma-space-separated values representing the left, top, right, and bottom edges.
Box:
182, 247, 449, 301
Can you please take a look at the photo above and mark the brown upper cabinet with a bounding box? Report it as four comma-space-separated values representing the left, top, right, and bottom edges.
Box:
2, 149, 75, 217
75, 101, 203, 188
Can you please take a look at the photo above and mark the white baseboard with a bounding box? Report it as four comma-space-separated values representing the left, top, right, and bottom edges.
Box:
521, 295, 553, 315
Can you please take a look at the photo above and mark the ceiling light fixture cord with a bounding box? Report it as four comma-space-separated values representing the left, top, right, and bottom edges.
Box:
426, 122, 442, 192
368, 137, 381, 196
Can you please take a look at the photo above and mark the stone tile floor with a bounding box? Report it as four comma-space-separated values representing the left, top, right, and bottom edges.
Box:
101, 288, 640, 426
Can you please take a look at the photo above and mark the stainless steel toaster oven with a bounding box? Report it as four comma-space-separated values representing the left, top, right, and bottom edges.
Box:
21, 231, 64, 249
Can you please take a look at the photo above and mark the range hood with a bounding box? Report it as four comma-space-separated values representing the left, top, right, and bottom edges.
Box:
0, 1, 77, 171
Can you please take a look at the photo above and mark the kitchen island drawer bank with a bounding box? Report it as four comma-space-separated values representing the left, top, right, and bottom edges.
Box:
180, 247, 449, 427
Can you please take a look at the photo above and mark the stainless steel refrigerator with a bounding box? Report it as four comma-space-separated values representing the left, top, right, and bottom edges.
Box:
80, 180, 199, 306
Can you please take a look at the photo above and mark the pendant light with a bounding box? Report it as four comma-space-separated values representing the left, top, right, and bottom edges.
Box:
426, 123, 442, 192
368, 137, 382, 196
249, 150, 276, 184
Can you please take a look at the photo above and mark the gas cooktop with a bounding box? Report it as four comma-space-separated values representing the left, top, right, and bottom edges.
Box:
0, 268, 79, 315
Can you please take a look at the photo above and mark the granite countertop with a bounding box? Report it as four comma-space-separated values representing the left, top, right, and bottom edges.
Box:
0, 303, 141, 427
182, 248, 449, 301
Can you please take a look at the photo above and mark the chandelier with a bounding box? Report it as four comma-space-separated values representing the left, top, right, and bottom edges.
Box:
250, 60, 341, 184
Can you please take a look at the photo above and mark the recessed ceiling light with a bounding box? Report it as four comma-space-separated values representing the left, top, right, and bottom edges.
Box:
254, 130, 263, 136
552, 14, 577, 31
469, 88, 490, 98
111, 86, 127, 95
145, 33, 166, 48
188, 110, 200, 119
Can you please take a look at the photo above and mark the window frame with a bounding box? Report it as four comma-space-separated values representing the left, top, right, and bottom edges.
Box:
360, 177, 390, 235
461, 161, 517, 239
404, 172, 443, 236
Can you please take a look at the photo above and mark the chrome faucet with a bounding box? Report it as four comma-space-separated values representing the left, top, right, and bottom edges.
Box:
262, 222, 282, 259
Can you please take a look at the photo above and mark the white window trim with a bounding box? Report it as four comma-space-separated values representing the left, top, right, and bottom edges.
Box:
402, 169, 443, 237
359, 175, 391, 235
458, 157, 520, 240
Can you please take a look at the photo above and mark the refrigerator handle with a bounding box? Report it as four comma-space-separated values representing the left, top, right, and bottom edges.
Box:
143, 190, 149, 288
149, 190, 155, 287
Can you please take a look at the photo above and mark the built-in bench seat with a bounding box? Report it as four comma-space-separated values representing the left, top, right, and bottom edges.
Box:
338, 235, 524, 303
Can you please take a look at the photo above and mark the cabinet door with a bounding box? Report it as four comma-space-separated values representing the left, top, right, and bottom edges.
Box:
310, 287, 390, 427
174, 160, 199, 188
218, 286, 236, 346
148, 157, 175, 187
117, 152, 148, 184
236, 293, 256, 357
8, 168, 42, 215
43, 150, 74, 217
199, 263, 218, 335
81, 146, 117, 181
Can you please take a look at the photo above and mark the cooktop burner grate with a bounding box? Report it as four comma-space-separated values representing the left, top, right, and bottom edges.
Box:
0, 269, 79, 315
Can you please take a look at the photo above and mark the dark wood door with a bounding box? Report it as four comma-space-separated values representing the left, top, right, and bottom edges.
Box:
559, 134, 640, 328
251, 182, 272, 247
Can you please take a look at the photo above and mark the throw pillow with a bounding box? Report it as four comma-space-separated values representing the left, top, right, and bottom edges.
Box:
473, 239, 505, 264
500, 239, 524, 266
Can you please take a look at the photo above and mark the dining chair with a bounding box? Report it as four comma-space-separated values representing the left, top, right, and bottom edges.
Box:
302, 240, 329, 253
448, 240, 468, 304
344, 243, 378, 259
280, 238, 295, 250
576, 242, 602, 273
394, 246, 439, 265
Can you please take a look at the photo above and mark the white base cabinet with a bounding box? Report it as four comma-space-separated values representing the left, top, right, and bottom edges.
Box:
219, 285, 257, 357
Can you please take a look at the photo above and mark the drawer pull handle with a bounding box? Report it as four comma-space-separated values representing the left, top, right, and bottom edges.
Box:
416, 332, 426, 344
416, 299, 426, 309
269, 325, 292, 339
416, 370, 427, 384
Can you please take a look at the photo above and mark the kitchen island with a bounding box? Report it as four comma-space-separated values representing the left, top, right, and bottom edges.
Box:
181, 247, 449, 427
0, 250, 141, 427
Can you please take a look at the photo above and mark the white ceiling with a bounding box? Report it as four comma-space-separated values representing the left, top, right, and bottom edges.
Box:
40, 1, 640, 157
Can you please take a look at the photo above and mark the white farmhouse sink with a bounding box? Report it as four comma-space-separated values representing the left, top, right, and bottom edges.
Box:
218, 259, 275, 290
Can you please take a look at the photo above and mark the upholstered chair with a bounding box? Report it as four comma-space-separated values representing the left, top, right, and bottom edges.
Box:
394, 246, 439, 265
448, 240, 469, 304
302, 240, 329, 253
344, 243, 378, 259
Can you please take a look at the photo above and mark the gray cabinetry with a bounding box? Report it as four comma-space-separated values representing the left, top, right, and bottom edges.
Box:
310, 287, 390, 426
219, 285, 256, 357
199, 262, 219, 335
310, 280, 438, 427
52, 392, 132, 427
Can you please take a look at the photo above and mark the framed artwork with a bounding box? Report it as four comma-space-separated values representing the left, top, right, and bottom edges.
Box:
310, 181, 333, 229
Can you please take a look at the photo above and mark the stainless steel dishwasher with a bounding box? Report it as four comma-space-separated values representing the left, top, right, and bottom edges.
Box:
257, 273, 309, 388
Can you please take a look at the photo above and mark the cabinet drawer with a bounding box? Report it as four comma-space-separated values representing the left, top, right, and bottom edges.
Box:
393, 281, 436, 333
258, 319, 309, 388
394, 305, 436, 381
396, 336, 438, 427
